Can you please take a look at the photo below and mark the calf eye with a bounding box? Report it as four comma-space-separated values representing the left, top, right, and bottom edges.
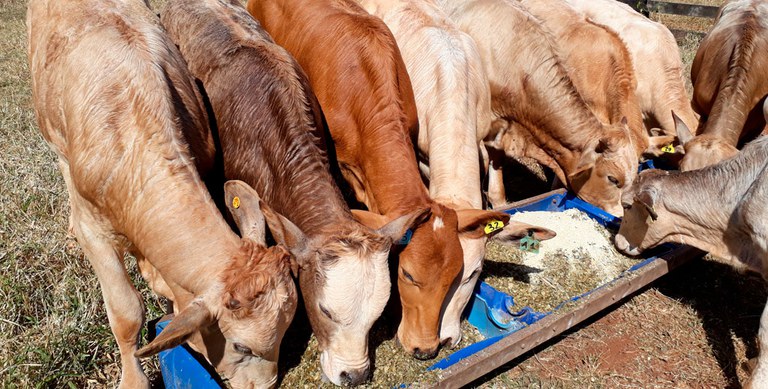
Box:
622, 203, 632, 210
607, 176, 620, 186
233, 343, 252, 355
402, 268, 416, 284
319, 304, 334, 321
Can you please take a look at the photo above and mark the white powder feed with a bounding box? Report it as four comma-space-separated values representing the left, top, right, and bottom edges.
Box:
482, 209, 637, 312
511, 209, 628, 283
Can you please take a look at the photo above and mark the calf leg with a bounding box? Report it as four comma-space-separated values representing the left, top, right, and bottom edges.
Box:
73, 212, 148, 389
485, 146, 507, 209
745, 299, 768, 389
60, 162, 148, 388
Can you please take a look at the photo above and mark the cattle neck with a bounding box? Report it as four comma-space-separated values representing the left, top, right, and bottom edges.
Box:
652, 138, 768, 249
700, 4, 768, 145
359, 128, 433, 219
514, 106, 601, 174
160, 0, 357, 240
109, 146, 239, 296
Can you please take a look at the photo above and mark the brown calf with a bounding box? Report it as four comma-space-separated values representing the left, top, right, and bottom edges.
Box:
27, 0, 297, 387
248, 0, 511, 361
520, 0, 674, 158
356, 0, 555, 350
440, 0, 639, 216
160, 0, 423, 385
676, 0, 768, 171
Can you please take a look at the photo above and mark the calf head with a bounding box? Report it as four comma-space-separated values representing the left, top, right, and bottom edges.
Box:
676, 114, 739, 171
614, 169, 672, 256
439, 216, 555, 348
355, 204, 512, 359
135, 181, 297, 389
261, 204, 428, 386
567, 122, 638, 217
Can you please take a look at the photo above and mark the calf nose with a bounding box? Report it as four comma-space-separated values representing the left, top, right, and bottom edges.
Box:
412, 346, 438, 360
339, 367, 370, 387
441, 335, 460, 349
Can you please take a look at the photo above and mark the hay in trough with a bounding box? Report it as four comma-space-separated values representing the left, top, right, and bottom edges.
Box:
276, 310, 484, 388
481, 209, 637, 313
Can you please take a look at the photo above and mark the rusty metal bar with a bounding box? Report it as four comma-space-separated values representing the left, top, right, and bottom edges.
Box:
432, 246, 704, 388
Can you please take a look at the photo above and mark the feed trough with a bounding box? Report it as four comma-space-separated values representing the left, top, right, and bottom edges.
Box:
153, 189, 702, 388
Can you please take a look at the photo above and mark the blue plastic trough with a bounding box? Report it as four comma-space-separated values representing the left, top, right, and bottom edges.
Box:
154, 189, 698, 388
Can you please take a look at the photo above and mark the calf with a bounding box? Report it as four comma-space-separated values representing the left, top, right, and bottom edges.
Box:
27, 0, 297, 387
520, 0, 674, 158
247, 0, 520, 361
675, 0, 768, 171
160, 0, 423, 385
439, 0, 638, 216
564, 0, 699, 139
355, 0, 554, 349
615, 135, 768, 389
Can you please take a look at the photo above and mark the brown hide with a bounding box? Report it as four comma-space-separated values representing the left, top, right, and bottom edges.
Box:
247, 0, 509, 360
441, 0, 638, 216
563, 0, 699, 140
28, 0, 297, 387
679, 0, 768, 171
160, 0, 409, 385
521, 0, 650, 156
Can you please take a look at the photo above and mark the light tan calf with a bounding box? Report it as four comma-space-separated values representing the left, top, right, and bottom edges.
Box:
520, 0, 674, 158
564, 0, 699, 138
27, 0, 297, 387
615, 135, 768, 388
439, 0, 639, 216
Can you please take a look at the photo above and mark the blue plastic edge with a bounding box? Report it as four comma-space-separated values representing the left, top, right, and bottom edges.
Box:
156, 319, 223, 389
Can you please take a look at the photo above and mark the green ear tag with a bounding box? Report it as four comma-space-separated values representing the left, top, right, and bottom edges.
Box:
519, 235, 541, 254
661, 144, 676, 153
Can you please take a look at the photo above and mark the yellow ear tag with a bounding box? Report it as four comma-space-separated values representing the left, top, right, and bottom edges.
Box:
661, 144, 675, 153
484, 220, 505, 234
232, 196, 240, 209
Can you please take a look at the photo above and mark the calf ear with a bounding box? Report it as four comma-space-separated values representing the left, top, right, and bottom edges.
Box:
635, 188, 659, 221
567, 148, 597, 191
354, 208, 432, 242
259, 202, 308, 255
491, 222, 557, 244
642, 135, 678, 157
224, 180, 267, 245
456, 209, 512, 239
351, 210, 390, 230
135, 300, 213, 358
673, 111, 694, 145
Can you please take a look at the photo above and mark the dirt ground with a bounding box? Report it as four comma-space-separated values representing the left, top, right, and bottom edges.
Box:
474, 256, 766, 388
